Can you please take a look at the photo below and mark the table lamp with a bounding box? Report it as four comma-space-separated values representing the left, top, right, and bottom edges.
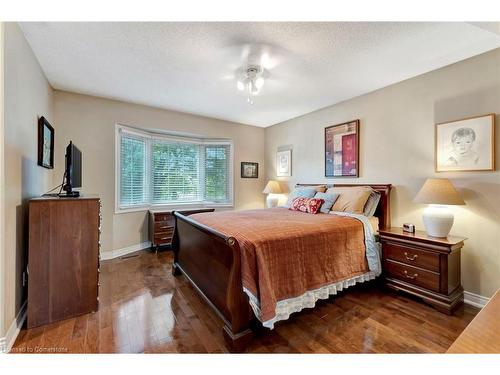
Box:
263, 180, 282, 208
414, 178, 465, 237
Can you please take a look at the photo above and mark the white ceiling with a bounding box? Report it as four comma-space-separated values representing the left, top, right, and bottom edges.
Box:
20, 22, 500, 127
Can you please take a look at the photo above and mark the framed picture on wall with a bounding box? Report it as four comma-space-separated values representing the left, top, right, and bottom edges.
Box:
276, 149, 292, 177
435, 113, 495, 172
241, 162, 259, 178
325, 119, 359, 177
37, 116, 55, 169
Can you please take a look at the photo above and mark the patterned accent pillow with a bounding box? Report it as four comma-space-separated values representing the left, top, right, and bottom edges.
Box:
289, 197, 325, 214
283, 187, 317, 208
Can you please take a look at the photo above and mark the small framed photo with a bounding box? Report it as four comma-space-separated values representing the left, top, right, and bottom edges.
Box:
325, 119, 359, 177
276, 149, 292, 177
435, 114, 495, 172
241, 162, 258, 178
38, 116, 55, 169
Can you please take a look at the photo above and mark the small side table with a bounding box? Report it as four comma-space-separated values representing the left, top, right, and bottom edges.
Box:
379, 227, 466, 314
149, 210, 174, 252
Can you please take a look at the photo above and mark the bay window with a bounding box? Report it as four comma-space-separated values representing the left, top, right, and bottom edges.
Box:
116, 125, 233, 211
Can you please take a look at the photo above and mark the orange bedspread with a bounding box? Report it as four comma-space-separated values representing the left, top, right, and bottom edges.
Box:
190, 208, 369, 323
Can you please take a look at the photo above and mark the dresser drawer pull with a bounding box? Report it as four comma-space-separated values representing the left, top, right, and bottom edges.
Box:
404, 252, 418, 261
160, 226, 170, 229
160, 237, 170, 240
403, 270, 418, 279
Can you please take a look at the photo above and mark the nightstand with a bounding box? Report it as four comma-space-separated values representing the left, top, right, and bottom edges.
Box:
379, 227, 466, 314
149, 210, 175, 252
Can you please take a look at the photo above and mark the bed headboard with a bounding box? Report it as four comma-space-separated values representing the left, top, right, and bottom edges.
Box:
295, 183, 392, 230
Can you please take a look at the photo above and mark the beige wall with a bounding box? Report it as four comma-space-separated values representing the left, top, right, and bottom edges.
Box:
2, 23, 54, 333
0, 22, 5, 338
53, 91, 266, 254
265, 48, 500, 298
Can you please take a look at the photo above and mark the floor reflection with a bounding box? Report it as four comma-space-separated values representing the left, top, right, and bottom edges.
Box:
11, 250, 478, 354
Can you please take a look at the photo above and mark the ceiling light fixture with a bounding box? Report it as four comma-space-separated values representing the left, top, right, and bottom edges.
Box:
237, 66, 265, 105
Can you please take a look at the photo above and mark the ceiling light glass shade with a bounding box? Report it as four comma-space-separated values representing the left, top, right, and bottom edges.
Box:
255, 77, 264, 89
236, 65, 266, 103
250, 81, 260, 95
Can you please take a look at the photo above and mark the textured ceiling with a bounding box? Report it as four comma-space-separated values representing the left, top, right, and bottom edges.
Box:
20, 22, 500, 127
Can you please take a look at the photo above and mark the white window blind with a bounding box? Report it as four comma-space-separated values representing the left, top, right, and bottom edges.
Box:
117, 125, 233, 211
204, 144, 230, 202
152, 140, 200, 204
120, 133, 147, 207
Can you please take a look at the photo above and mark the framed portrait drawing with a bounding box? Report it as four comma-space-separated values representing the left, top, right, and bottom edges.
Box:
38, 116, 55, 169
325, 119, 359, 177
435, 113, 495, 172
276, 149, 291, 177
241, 162, 258, 178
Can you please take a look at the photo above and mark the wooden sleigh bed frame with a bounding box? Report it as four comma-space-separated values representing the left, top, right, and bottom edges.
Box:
171, 183, 392, 351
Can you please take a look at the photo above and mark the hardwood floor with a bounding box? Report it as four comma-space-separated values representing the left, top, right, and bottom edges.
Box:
11, 250, 478, 354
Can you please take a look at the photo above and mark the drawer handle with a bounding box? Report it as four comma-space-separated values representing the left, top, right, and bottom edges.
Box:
160, 237, 169, 240
404, 252, 418, 261
403, 270, 418, 279
160, 226, 170, 229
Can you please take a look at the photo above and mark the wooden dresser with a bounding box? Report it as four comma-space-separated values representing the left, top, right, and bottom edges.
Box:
149, 210, 174, 252
379, 227, 466, 314
28, 196, 101, 328
447, 289, 500, 353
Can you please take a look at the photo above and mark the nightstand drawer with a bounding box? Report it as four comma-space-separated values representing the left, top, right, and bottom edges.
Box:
154, 213, 173, 223
154, 222, 174, 232
384, 243, 440, 272
154, 232, 173, 244
384, 259, 440, 293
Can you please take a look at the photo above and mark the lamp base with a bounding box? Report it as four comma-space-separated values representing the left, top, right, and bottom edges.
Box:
266, 194, 279, 208
422, 205, 454, 238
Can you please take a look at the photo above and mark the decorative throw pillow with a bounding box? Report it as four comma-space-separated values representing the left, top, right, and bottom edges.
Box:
363, 190, 381, 217
327, 186, 372, 214
294, 184, 327, 193
308, 185, 327, 193
290, 197, 325, 214
283, 187, 317, 208
314, 192, 340, 214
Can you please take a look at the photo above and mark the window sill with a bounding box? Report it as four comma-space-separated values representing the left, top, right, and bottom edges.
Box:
115, 202, 234, 214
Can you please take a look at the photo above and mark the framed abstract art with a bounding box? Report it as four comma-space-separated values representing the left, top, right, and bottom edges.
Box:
325, 119, 359, 177
435, 113, 495, 172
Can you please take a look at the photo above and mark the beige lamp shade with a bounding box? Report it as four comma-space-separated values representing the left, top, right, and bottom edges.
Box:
263, 180, 282, 194
414, 178, 465, 205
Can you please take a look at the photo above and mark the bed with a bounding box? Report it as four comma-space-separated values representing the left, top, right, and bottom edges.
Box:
171, 183, 392, 351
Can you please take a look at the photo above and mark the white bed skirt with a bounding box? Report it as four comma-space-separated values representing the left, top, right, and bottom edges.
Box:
244, 271, 377, 329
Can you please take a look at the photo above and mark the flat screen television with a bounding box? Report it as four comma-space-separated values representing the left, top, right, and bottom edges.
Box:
61, 141, 82, 197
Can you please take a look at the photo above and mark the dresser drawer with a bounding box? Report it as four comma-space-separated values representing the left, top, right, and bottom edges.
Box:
154, 213, 173, 223
383, 259, 440, 293
154, 221, 174, 232
383, 242, 440, 272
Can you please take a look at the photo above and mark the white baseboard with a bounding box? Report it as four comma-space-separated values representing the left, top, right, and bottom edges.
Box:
0, 301, 27, 354
100, 241, 152, 261
464, 290, 489, 309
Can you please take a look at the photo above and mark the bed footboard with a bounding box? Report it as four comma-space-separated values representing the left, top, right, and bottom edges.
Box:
172, 209, 253, 352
